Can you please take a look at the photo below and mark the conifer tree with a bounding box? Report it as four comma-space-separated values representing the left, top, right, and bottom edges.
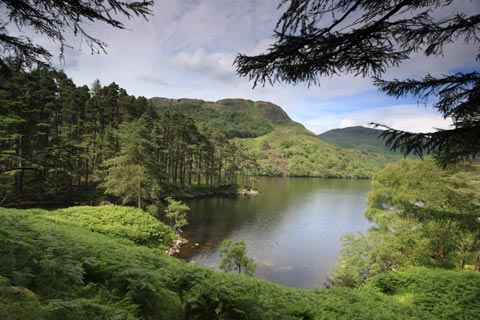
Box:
104, 116, 161, 209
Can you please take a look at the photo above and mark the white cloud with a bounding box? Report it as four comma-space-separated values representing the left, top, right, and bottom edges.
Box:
302, 104, 453, 134
340, 119, 355, 128
170, 48, 237, 82
135, 75, 170, 86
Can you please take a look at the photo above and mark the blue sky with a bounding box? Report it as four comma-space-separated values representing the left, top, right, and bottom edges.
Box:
22, 0, 480, 134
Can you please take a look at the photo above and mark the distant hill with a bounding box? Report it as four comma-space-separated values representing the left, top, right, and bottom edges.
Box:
150, 98, 395, 178
318, 126, 405, 158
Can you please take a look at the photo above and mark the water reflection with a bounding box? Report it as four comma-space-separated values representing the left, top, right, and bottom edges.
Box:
179, 177, 371, 288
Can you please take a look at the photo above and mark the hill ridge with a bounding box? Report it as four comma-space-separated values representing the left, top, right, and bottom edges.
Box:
318, 126, 404, 158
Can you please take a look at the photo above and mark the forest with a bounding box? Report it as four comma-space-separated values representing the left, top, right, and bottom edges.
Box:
0, 66, 257, 208
0, 65, 396, 208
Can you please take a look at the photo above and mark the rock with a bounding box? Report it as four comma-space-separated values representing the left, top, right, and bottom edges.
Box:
99, 201, 114, 206
237, 188, 260, 196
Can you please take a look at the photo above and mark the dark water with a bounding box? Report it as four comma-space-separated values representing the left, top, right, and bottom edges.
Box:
179, 177, 371, 289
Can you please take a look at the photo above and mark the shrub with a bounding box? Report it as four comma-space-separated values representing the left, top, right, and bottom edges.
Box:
45, 206, 176, 248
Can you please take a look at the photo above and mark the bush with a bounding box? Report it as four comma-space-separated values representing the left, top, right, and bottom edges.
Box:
44, 206, 176, 248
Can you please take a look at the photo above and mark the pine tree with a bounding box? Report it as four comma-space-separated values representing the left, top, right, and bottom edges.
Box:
104, 116, 161, 209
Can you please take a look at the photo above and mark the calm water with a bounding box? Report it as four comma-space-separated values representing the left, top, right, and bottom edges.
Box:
179, 177, 371, 288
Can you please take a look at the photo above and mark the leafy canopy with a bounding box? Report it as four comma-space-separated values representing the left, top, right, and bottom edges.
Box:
330, 159, 480, 286
235, 0, 480, 165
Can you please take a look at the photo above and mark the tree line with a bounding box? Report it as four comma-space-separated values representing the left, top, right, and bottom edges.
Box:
0, 65, 256, 207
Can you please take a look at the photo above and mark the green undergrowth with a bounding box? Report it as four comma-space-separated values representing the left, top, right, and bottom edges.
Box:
0, 207, 478, 319
41, 206, 176, 248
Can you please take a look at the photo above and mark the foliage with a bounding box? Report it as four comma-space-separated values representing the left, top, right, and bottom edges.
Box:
164, 197, 190, 233
219, 240, 256, 276
235, 0, 480, 166
331, 159, 480, 286
41, 206, 176, 248
0, 207, 479, 319
0, 0, 152, 71
104, 116, 162, 209
366, 267, 480, 320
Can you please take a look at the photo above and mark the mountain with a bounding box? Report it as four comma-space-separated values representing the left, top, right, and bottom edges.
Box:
150, 98, 394, 178
318, 126, 405, 158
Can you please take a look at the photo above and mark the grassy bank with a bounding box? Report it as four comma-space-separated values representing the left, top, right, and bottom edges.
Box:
0, 206, 478, 319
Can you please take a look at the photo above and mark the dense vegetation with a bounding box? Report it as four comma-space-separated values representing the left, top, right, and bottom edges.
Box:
318, 126, 406, 159
331, 159, 480, 286
0, 67, 253, 207
151, 98, 394, 178
1, 206, 479, 319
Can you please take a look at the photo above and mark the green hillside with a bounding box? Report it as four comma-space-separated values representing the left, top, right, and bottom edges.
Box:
151, 98, 395, 178
1, 206, 478, 319
237, 125, 392, 178
150, 98, 292, 139
318, 126, 405, 158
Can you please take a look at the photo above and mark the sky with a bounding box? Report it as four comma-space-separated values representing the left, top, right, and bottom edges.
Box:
16, 0, 480, 134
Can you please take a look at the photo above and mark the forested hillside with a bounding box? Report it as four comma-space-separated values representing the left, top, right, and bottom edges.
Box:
151, 98, 393, 178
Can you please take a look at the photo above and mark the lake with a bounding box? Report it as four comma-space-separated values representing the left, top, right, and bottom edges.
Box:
179, 177, 371, 288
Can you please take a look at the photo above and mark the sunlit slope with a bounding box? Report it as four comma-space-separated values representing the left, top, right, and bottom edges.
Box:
237, 125, 392, 178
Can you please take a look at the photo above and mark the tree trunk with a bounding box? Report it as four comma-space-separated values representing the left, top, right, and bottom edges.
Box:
475, 251, 480, 272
